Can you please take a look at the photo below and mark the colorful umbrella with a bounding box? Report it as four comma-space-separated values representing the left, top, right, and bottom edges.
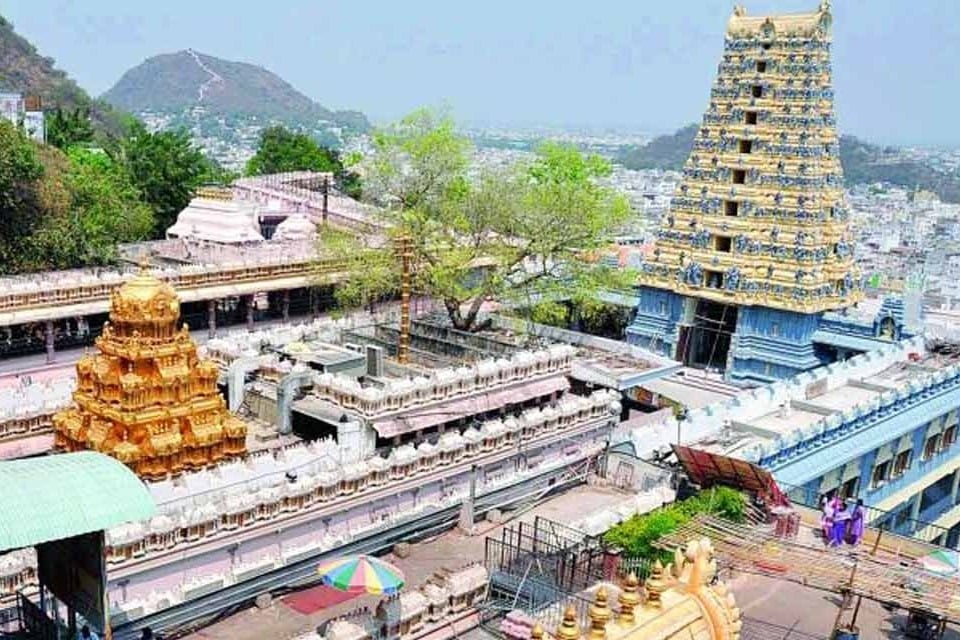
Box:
918, 549, 960, 576
317, 555, 405, 595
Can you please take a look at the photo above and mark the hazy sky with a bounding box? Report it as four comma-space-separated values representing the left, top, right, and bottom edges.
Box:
4, 1, 959, 146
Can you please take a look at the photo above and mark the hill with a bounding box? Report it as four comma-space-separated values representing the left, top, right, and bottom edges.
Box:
0, 15, 128, 138
619, 125, 960, 203
103, 50, 370, 134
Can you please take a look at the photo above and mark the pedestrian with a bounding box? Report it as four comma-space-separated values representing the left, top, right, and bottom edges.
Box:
832, 501, 851, 546
848, 499, 866, 545
820, 493, 835, 544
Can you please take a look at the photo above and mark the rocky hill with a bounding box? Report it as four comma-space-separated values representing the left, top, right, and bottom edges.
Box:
103, 50, 370, 134
619, 124, 960, 203
0, 15, 127, 138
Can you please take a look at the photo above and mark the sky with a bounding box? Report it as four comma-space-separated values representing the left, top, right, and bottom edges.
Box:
3, 0, 960, 146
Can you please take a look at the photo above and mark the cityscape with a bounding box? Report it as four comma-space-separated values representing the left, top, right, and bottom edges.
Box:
1, 2, 960, 640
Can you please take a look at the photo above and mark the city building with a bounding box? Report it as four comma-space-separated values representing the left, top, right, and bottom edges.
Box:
627, 2, 887, 384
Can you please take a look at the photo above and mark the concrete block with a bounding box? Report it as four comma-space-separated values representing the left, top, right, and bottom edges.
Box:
486, 508, 503, 524
393, 542, 411, 558
255, 593, 273, 609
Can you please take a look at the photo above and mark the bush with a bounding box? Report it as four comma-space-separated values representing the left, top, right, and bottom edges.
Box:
603, 487, 745, 561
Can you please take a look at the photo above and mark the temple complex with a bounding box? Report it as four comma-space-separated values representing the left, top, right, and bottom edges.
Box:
629, 2, 878, 384
52, 266, 247, 479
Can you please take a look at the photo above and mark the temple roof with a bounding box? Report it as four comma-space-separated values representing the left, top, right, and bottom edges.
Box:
166, 195, 265, 244
727, 2, 831, 39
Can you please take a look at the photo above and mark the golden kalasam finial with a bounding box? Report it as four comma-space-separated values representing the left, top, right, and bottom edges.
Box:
531, 622, 545, 640
588, 586, 611, 640
644, 560, 668, 608
137, 255, 151, 273
556, 604, 580, 640
618, 573, 641, 626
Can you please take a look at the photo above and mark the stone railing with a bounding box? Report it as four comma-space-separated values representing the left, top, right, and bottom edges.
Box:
314, 345, 578, 418
101, 389, 619, 565
0, 241, 343, 312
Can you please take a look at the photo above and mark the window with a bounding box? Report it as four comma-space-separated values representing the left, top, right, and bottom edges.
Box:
895, 508, 911, 528
751, 85, 763, 98
744, 111, 758, 125
732, 169, 746, 184
871, 460, 890, 488
739, 139, 753, 154
840, 477, 858, 500
658, 300, 667, 316
724, 200, 740, 217
704, 269, 723, 289
756, 60, 767, 73
770, 322, 780, 338
714, 236, 732, 253
943, 425, 958, 448
762, 42, 772, 51
893, 449, 912, 477
924, 434, 942, 460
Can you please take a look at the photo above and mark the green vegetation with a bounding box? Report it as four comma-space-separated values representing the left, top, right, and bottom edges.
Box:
0, 121, 154, 273
118, 122, 214, 236
46, 107, 95, 150
617, 124, 699, 171
321, 108, 632, 332
246, 125, 361, 198
603, 487, 745, 562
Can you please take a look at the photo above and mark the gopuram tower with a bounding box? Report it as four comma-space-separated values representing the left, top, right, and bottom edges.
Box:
53, 266, 247, 480
628, 1, 862, 383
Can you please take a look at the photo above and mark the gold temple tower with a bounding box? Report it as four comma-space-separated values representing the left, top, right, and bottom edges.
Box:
637, 1, 859, 312
53, 267, 247, 480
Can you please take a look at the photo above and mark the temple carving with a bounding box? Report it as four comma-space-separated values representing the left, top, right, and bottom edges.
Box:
53, 267, 247, 480
540, 538, 742, 640
637, 1, 859, 313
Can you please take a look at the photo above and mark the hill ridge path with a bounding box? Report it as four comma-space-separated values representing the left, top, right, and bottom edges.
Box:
185, 48, 223, 103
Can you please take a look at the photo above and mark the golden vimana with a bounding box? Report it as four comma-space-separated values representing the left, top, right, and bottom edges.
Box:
637, 1, 862, 314
53, 265, 247, 480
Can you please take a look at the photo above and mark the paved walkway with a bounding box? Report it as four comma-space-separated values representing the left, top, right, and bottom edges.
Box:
180, 485, 633, 640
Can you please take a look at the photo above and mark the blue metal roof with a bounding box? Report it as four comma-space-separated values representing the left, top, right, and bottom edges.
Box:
0, 452, 156, 551
772, 384, 960, 487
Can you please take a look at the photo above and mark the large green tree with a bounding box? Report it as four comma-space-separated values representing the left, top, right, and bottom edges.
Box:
246, 125, 342, 176
118, 122, 211, 237
321, 108, 632, 332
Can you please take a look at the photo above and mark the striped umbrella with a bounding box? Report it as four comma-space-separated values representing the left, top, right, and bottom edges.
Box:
317, 555, 405, 595
918, 549, 960, 576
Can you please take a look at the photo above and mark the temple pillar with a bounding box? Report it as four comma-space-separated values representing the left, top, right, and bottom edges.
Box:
282, 290, 291, 323
44, 320, 55, 363
208, 299, 217, 338
246, 295, 256, 332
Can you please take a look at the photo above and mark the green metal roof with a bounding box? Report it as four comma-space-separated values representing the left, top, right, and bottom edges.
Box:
0, 452, 156, 551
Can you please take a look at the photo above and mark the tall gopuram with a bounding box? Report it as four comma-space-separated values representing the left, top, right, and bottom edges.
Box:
53, 266, 247, 480
628, 1, 863, 384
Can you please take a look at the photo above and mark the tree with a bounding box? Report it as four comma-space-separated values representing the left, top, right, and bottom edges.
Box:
246, 125, 361, 197
24, 148, 153, 269
323, 108, 632, 332
0, 120, 44, 272
118, 122, 212, 237
246, 125, 342, 176
46, 107, 95, 150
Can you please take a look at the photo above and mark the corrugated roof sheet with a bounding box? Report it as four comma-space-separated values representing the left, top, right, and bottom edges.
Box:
0, 451, 156, 551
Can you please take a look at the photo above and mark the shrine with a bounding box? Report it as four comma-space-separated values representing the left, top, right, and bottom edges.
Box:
52, 266, 247, 480
626, 2, 895, 384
